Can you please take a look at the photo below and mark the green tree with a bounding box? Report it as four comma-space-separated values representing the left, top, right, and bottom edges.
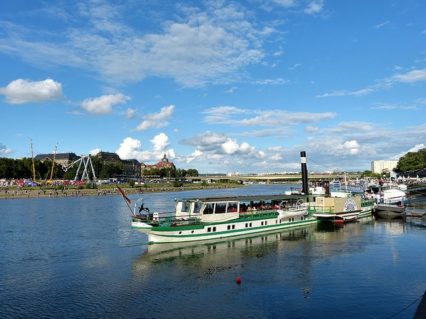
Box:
395, 148, 426, 173
360, 170, 381, 178
99, 162, 123, 179
176, 168, 187, 178
0, 158, 14, 178
186, 169, 199, 177
142, 168, 159, 176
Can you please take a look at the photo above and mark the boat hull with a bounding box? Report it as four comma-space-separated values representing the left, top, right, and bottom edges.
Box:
133, 217, 317, 243
313, 211, 359, 223
374, 204, 405, 219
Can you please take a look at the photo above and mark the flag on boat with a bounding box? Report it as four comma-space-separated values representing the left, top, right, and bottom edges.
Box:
117, 186, 131, 204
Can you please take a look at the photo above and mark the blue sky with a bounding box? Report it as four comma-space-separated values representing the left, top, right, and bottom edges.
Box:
1, 0, 425, 173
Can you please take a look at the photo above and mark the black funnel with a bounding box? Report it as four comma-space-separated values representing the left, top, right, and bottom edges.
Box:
300, 151, 308, 194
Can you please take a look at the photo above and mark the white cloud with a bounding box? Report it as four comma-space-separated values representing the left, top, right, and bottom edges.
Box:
370, 103, 417, 110
81, 93, 129, 114
304, 1, 324, 15
316, 87, 376, 98
392, 69, 426, 83
272, 0, 296, 7
318, 68, 426, 98
307, 138, 364, 158
151, 133, 169, 152
289, 63, 301, 70
0, 2, 268, 87
238, 127, 291, 138
203, 106, 246, 124
136, 105, 175, 131
116, 137, 145, 161
181, 131, 267, 167
0, 78, 63, 104
255, 78, 288, 85
225, 86, 237, 94
327, 122, 376, 134
342, 140, 360, 155
374, 21, 390, 29
222, 139, 240, 154
126, 108, 136, 119
182, 131, 228, 148
90, 148, 101, 156
186, 149, 203, 163
0, 143, 13, 155
116, 133, 175, 163
179, 122, 426, 173
305, 125, 320, 133
204, 106, 335, 126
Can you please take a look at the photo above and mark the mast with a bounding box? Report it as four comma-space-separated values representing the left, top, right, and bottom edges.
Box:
30, 139, 36, 181
49, 144, 58, 181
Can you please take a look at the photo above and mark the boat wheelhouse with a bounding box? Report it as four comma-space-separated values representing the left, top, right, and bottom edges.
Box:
131, 195, 316, 243
310, 195, 375, 224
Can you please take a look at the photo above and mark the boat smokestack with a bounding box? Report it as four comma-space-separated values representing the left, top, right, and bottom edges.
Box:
300, 151, 309, 195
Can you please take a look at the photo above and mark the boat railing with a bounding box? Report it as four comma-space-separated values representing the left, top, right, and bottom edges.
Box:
361, 199, 376, 207
238, 203, 305, 217
239, 208, 279, 216
133, 211, 202, 226
307, 205, 334, 214
238, 211, 279, 220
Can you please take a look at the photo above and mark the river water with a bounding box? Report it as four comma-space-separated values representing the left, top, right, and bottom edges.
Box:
0, 185, 425, 319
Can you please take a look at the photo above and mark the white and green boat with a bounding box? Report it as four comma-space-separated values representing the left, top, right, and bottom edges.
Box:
131, 195, 317, 243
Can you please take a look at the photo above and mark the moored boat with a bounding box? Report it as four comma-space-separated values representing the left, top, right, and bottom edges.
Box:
131, 195, 317, 243
310, 195, 375, 224
374, 203, 405, 219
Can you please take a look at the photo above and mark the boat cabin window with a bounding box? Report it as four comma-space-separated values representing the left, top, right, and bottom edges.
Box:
181, 201, 191, 213
204, 203, 214, 214
215, 203, 226, 214
193, 201, 202, 214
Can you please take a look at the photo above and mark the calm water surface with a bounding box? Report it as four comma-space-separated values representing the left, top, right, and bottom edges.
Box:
1, 185, 425, 319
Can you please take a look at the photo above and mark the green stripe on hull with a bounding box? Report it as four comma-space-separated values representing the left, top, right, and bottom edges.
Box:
148, 218, 317, 240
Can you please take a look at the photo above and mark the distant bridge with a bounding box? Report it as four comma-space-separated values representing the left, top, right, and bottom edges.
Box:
196, 173, 361, 182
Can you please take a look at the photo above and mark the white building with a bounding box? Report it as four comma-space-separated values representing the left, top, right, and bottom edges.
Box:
371, 160, 398, 174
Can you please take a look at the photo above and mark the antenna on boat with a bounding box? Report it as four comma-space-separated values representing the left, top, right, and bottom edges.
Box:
301, 151, 309, 195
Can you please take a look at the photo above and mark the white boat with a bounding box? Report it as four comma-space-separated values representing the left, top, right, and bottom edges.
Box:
366, 184, 407, 204
130, 195, 317, 243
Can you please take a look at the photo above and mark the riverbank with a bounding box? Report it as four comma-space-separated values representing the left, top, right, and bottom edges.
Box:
0, 183, 243, 200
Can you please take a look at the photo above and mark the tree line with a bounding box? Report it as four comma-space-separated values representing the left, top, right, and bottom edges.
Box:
0, 157, 199, 180
394, 148, 426, 174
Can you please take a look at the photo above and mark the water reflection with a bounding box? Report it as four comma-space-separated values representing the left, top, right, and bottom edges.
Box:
134, 226, 314, 266
132, 218, 377, 276
374, 219, 406, 236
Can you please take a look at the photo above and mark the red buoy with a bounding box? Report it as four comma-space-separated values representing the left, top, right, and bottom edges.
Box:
236, 276, 241, 284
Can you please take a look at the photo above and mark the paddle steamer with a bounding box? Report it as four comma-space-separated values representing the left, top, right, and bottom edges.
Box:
131, 195, 316, 243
